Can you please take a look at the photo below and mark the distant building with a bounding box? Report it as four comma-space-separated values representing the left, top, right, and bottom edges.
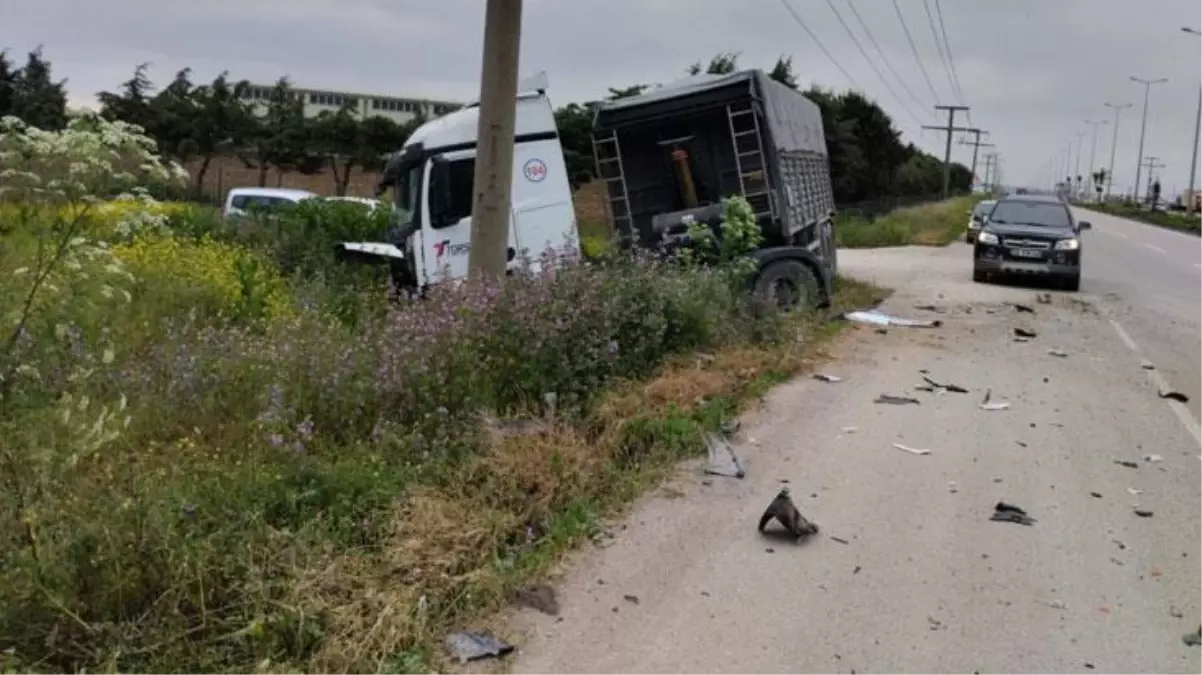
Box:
239, 83, 461, 124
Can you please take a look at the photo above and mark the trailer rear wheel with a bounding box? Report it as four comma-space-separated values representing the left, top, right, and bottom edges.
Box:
754, 259, 820, 311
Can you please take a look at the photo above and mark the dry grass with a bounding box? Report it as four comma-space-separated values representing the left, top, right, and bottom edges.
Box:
836, 196, 978, 248
286, 277, 889, 673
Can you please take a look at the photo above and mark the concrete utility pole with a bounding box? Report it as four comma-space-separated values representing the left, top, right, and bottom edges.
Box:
1141, 156, 1166, 203
1130, 75, 1168, 208
1183, 27, 1201, 214
1103, 102, 1131, 201
1084, 119, 1107, 201
922, 104, 971, 198
959, 128, 989, 188
468, 0, 523, 279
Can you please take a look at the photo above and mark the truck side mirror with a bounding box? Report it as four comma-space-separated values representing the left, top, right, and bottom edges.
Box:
428, 156, 453, 229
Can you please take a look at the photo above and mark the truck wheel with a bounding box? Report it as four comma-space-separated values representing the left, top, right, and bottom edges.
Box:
754, 259, 820, 311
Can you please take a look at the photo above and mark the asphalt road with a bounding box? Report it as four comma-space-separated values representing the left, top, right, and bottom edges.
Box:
491, 238, 1201, 674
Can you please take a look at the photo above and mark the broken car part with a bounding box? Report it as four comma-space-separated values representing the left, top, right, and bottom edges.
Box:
445, 631, 515, 664
1014, 328, 1037, 339
757, 488, 819, 540
875, 394, 922, 405
703, 432, 745, 479
990, 501, 1036, 526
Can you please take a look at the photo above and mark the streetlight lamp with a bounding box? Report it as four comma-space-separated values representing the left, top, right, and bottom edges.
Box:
1103, 102, 1132, 201
1131, 75, 1169, 206
1084, 119, 1107, 202
1183, 27, 1200, 215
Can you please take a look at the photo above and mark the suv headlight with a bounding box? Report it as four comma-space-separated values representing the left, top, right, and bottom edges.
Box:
977, 231, 1000, 245
1054, 238, 1080, 250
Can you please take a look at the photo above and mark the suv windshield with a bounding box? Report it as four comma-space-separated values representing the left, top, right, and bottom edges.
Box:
986, 201, 1071, 228
973, 201, 996, 218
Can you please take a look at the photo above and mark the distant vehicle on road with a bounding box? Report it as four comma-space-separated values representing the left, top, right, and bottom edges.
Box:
965, 199, 997, 244
223, 187, 317, 219
972, 194, 1091, 291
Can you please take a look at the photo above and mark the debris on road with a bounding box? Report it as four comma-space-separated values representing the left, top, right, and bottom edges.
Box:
927, 615, 945, 631
875, 393, 922, 405
1110, 557, 1125, 567
1112, 538, 1127, 550
1184, 626, 1201, 647
979, 388, 1011, 411
1013, 337, 1030, 343
840, 426, 859, 434
1127, 487, 1143, 495
1159, 389, 1190, 403
990, 502, 1036, 526
813, 373, 843, 383
1134, 509, 1154, 518
1047, 349, 1069, 358
1047, 599, 1067, 610
1036, 292, 1052, 304
1170, 606, 1184, 619
1014, 303, 1036, 313
913, 303, 946, 313
764, 547, 775, 554
514, 584, 560, 616
703, 432, 745, 479
720, 419, 741, 435
757, 488, 819, 540
949, 480, 959, 494
893, 443, 931, 456
830, 536, 850, 545
1143, 454, 1163, 463
844, 308, 943, 329
1090, 491, 1103, 498
1114, 460, 1140, 469
1014, 328, 1038, 339
853, 565, 862, 574
1141, 360, 1155, 370
445, 631, 515, 664
922, 375, 970, 394
622, 594, 640, 605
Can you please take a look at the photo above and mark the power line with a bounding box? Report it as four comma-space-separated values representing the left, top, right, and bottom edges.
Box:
891, 0, 941, 105
779, 0, 863, 91
921, 0, 957, 106
822, 0, 925, 127
932, 0, 970, 126
846, 0, 932, 116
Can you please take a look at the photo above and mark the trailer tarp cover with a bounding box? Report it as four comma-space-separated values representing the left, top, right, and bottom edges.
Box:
596, 70, 827, 157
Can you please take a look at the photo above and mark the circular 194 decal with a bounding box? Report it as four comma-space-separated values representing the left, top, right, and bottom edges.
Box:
523, 158, 548, 182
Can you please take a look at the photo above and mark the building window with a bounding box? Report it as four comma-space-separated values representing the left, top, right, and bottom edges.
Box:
346, 97, 357, 108
309, 93, 318, 104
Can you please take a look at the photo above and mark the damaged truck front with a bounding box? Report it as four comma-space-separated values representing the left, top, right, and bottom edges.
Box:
592, 69, 838, 308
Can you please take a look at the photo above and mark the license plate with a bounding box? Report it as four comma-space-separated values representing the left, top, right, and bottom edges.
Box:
1012, 248, 1044, 259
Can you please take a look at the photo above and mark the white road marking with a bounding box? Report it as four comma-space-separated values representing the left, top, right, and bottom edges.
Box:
1144, 243, 1167, 255
1108, 231, 1129, 240
1108, 317, 1201, 446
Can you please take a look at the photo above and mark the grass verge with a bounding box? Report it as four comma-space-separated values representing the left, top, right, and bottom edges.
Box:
294, 276, 888, 673
836, 196, 978, 248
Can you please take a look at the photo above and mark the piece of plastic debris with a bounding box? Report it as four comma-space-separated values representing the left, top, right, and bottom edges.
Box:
703, 432, 745, 479
1090, 491, 1103, 498
922, 375, 969, 394
948, 480, 959, 493
1171, 606, 1184, 618
1048, 349, 1068, 358
830, 536, 850, 545
979, 386, 1011, 411
622, 594, 639, 605
757, 488, 819, 540
1014, 328, 1038, 338
1110, 556, 1125, 567
1134, 509, 1154, 518
875, 394, 922, 405
844, 309, 942, 328
1159, 389, 1190, 403
1143, 454, 1163, 463
1047, 599, 1067, 610
1014, 303, 1036, 313
1114, 460, 1139, 469
1184, 626, 1201, 647
1112, 538, 1127, 550
1141, 360, 1155, 370
840, 426, 859, 434
1126, 487, 1143, 495
893, 443, 931, 456
514, 584, 560, 616
927, 615, 944, 630
813, 373, 843, 383
1013, 337, 1030, 343
990, 501, 1036, 526
445, 631, 515, 663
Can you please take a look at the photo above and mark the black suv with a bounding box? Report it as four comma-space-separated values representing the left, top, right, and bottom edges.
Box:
972, 195, 1091, 291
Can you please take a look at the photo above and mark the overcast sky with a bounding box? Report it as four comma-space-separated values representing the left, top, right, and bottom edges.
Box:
2, 0, 1199, 193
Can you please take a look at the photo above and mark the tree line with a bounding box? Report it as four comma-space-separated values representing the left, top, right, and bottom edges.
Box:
2, 47, 971, 204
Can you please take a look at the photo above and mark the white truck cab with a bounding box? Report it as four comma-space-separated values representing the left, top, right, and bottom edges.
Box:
339, 73, 579, 290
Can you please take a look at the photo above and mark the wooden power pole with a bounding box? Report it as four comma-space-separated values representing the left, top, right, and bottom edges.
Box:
922, 105, 971, 199
468, 0, 523, 279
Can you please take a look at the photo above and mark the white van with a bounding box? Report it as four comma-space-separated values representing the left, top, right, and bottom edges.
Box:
338, 72, 579, 290
222, 187, 317, 219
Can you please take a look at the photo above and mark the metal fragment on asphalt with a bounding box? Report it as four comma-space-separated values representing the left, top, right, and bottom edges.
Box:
893, 443, 931, 456
875, 393, 922, 405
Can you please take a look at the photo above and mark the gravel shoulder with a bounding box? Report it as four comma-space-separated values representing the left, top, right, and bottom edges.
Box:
489, 244, 1201, 674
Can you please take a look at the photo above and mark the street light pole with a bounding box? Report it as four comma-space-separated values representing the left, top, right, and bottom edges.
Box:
1073, 130, 1086, 199
1084, 119, 1107, 202
1183, 27, 1201, 215
1131, 75, 1169, 207
1103, 102, 1131, 201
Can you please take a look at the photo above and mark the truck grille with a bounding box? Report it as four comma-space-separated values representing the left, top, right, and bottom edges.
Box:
1002, 237, 1052, 250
